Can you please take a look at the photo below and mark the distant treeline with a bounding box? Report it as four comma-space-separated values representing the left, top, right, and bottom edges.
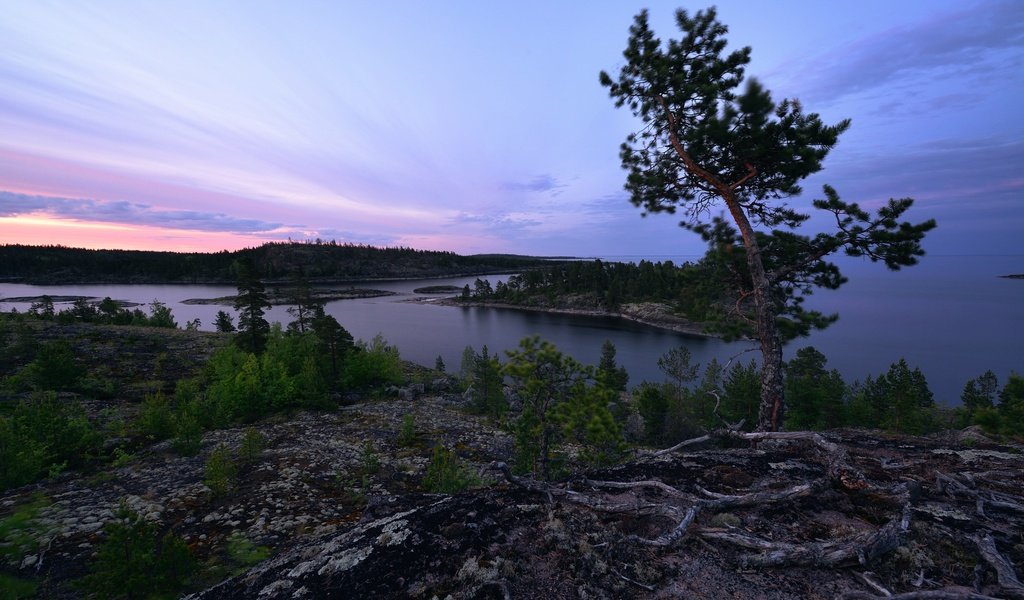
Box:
0, 242, 555, 284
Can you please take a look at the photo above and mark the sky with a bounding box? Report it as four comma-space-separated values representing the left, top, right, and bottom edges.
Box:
0, 1, 1022, 256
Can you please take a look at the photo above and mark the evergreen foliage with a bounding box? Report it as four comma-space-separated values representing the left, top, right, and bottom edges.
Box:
204, 443, 236, 497
504, 336, 625, 479
467, 346, 506, 420
342, 335, 403, 389
783, 347, 847, 431
485, 259, 705, 313
285, 275, 321, 334
601, 7, 935, 431
596, 340, 629, 392
423, 446, 481, 493
214, 310, 236, 333
233, 258, 272, 354
0, 392, 100, 491
17, 340, 83, 391
310, 306, 354, 381
83, 501, 195, 599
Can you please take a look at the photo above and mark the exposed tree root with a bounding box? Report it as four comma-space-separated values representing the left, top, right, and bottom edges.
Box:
491, 428, 1024, 599
696, 504, 911, 568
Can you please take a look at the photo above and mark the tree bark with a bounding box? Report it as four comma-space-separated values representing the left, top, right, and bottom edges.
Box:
720, 190, 785, 432
658, 94, 786, 432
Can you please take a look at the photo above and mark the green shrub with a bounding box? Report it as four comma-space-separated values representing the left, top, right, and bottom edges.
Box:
0, 418, 48, 491
239, 428, 266, 464
83, 501, 195, 599
225, 531, 270, 569
0, 574, 37, 600
171, 409, 203, 456
20, 341, 84, 391
137, 391, 174, 441
397, 414, 417, 447
342, 335, 403, 389
360, 441, 380, 475
0, 494, 51, 566
204, 443, 236, 497
423, 446, 481, 493
111, 447, 137, 468
1, 393, 100, 491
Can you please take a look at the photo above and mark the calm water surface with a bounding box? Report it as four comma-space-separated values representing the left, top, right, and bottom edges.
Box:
1, 255, 1021, 404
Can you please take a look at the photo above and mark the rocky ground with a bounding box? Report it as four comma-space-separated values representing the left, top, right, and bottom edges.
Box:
4, 393, 1022, 598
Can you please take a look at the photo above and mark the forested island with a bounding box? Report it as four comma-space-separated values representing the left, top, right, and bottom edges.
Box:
0, 242, 559, 284
449, 259, 721, 337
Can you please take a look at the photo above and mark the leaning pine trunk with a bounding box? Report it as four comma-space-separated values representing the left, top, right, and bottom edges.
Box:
723, 192, 786, 432
754, 286, 785, 432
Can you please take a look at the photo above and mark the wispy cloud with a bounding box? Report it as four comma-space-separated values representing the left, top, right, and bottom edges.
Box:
499, 174, 567, 196
781, 0, 1024, 105
0, 191, 284, 234
448, 210, 544, 233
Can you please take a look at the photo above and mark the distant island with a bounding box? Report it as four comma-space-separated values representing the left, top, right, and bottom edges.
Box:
998, 273, 1024, 279
0, 242, 564, 285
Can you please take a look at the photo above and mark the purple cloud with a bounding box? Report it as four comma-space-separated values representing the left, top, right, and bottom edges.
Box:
499, 174, 567, 195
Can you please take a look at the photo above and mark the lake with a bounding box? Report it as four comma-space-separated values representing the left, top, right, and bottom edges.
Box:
1, 254, 1021, 404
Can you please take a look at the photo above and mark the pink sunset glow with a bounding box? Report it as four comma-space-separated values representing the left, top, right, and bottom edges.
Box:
0, 1, 1020, 255
0, 215, 274, 253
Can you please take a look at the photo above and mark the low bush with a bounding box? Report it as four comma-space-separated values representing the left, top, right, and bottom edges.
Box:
423, 446, 481, 494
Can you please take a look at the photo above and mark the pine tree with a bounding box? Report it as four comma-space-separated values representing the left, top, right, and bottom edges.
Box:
596, 340, 629, 392
233, 258, 272, 354
214, 310, 236, 333
961, 370, 998, 411
601, 8, 935, 430
286, 274, 321, 334
784, 346, 847, 430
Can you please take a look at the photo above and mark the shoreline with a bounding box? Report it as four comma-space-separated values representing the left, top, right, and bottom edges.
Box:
428, 297, 717, 339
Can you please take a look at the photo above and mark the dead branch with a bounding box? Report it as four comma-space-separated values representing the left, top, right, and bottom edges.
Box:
935, 472, 1024, 517
975, 534, 1024, 598
649, 432, 714, 457
857, 571, 892, 597
696, 481, 821, 509
613, 569, 657, 591
697, 504, 911, 568
492, 462, 684, 519
631, 505, 702, 547
841, 590, 1004, 600
580, 477, 688, 499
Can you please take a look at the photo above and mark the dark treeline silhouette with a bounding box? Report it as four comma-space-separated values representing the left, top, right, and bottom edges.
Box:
0, 242, 555, 284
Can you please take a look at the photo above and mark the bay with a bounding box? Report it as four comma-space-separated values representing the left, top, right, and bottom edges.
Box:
1, 254, 1020, 405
